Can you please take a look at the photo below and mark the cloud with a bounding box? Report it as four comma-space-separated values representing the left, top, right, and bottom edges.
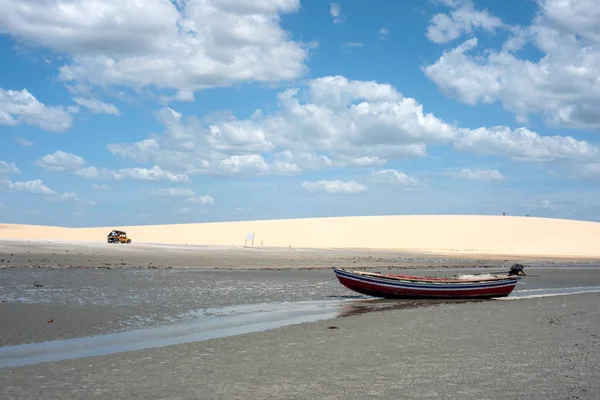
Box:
0, 161, 21, 175
379, 27, 389, 40
219, 155, 271, 176
160, 90, 195, 105
343, 42, 363, 48
73, 97, 120, 115
112, 166, 190, 182
15, 136, 33, 147
187, 195, 215, 205
541, 199, 563, 211
36, 151, 190, 182
91, 184, 111, 191
101, 74, 600, 181
330, 3, 343, 24
0, 179, 75, 202
36, 150, 86, 171
151, 188, 195, 198
0, 179, 54, 195
151, 188, 214, 204
370, 169, 420, 188
454, 126, 599, 162
446, 168, 505, 183
423, 0, 600, 130
106, 75, 454, 177
0, 0, 309, 96
426, 0, 504, 44
0, 88, 73, 132
302, 180, 366, 194
578, 163, 600, 181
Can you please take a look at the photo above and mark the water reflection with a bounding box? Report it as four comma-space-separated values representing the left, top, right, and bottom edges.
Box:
336, 298, 487, 318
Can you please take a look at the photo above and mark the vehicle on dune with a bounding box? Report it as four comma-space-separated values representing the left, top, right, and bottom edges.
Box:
107, 230, 131, 244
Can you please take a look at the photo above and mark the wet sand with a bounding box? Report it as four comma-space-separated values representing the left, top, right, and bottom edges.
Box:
2, 266, 600, 347
2, 239, 599, 270
1, 293, 598, 399
2, 241, 600, 399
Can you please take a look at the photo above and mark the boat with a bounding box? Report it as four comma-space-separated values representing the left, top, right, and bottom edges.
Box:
332, 264, 525, 299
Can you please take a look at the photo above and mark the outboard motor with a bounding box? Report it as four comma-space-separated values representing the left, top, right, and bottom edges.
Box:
508, 263, 526, 276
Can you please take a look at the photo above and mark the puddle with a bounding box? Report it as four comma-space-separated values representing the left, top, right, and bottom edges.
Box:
0, 300, 348, 369
2, 285, 599, 368
498, 285, 600, 300
336, 298, 486, 317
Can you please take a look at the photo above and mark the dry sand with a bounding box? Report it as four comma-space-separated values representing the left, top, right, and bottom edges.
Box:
1, 293, 598, 400
1, 239, 599, 270
2, 215, 600, 259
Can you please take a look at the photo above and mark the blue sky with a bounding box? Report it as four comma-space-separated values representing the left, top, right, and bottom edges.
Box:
1, 0, 600, 227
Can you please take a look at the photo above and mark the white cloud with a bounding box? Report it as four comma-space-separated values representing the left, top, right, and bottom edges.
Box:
219, 154, 271, 176
578, 163, 600, 181
0, 161, 20, 175
541, 199, 563, 211
74, 166, 113, 180
343, 42, 362, 48
160, 90, 195, 105
36, 151, 190, 182
0, 0, 309, 95
454, 126, 599, 162
330, 3, 343, 24
36, 150, 86, 171
91, 184, 111, 191
106, 75, 454, 177
50, 192, 80, 202
15, 136, 33, 147
151, 188, 195, 198
370, 169, 420, 188
302, 180, 366, 194
0, 179, 55, 195
426, 0, 503, 44
0, 88, 73, 132
102, 74, 599, 179
0, 178, 81, 203
112, 166, 189, 182
379, 27, 389, 39
73, 97, 120, 115
446, 168, 505, 183
187, 195, 215, 205
271, 159, 301, 175
423, 0, 600, 130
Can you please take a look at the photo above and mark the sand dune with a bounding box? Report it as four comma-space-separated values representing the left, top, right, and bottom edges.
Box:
2, 215, 600, 258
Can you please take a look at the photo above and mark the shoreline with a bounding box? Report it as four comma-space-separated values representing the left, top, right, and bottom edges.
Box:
3, 266, 600, 348
1, 239, 600, 270
1, 292, 598, 399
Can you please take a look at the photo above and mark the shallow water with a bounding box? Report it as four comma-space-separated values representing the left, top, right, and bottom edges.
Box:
0, 300, 348, 368
1, 267, 600, 368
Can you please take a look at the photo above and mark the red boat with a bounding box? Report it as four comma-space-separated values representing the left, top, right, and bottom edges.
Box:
333, 265, 525, 299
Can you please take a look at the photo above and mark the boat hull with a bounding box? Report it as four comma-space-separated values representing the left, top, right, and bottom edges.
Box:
333, 267, 518, 299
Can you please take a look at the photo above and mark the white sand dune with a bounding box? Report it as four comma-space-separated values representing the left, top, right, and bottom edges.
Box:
1, 215, 600, 258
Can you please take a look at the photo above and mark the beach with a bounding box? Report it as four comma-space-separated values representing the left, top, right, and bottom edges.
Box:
2, 215, 600, 399
1, 265, 600, 399
2, 239, 600, 272
1, 288, 599, 399
1, 264, 599, 347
